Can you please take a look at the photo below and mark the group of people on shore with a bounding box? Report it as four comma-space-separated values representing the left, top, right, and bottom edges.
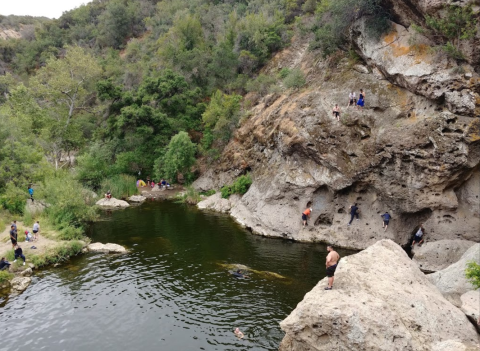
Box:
137, 178, 171, 189
332, 89, 366, 121
302, 202, 426, 290
4, 220, 41, 269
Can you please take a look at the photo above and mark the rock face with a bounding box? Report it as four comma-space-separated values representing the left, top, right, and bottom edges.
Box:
127, 195, 146, 202
193, 9, 480, 250
197, 193, 240, 213
461, 290, 480, 325
413, 240, 477, 272
428, 243, 480, 305
95, 198, 130, 208
10, 277, 31, 292
19, 268, 33, 277
87, 242, 127, 253
279, 240, 479, 351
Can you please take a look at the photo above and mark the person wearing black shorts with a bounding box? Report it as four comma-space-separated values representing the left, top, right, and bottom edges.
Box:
381, 212, 392, 231
325, 245, 340, 290
10, 225, 17, 249
332, 104, 341, 121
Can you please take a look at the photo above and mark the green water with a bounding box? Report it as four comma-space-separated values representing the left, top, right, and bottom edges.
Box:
0, 200, 353, 351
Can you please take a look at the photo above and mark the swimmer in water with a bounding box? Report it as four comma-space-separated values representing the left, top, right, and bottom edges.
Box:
234, 328, 244, 339
233, 269, 249, 278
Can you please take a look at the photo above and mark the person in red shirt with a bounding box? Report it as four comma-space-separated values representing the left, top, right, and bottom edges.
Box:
302, 207, 312, 227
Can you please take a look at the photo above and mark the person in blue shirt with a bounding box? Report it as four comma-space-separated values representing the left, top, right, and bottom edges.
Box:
348, 203, 359, 226
381, 212, 392, 231
28, 185, 34, 203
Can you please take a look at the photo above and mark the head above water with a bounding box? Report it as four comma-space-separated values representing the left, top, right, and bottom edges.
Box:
327, 245, 333, 251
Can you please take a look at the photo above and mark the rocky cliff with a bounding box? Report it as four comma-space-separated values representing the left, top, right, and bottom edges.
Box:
195, 1, 480, 250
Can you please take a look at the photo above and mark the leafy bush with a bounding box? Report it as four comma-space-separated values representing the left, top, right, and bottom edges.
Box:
0, 270, 13, 284
176, 186, 201, 205
0, 183, 26, 215
155, 131, 197, 183
283, 68, 306, 89
200, 190, 216, 197
29, 241, 84, 268
278, 68, 291, 79
100, 174, 138, 199
221, 174, 252, 199
246, 74, 277, 96
465, 261, 480, 290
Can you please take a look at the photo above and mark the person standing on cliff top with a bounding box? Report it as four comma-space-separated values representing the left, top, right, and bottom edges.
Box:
325, 245, 340, 290
381, 212, 392, 231
302, 207, 312, 227
347, 203, 359, 226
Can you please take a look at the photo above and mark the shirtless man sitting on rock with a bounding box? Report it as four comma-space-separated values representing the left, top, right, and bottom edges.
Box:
325, 245, 340, 290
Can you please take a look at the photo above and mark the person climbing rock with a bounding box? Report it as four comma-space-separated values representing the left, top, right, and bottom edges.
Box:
302, 207, 312, 227
332, 104, 341, 121
347, 203, 359, 226
381, 212, 392, 231
33, 221, 40, 241
347, 91, 356, 107
357, 89, 365, 110
28, 185, 34, 203
10, 225, 17, 249
411, 224, 425, 248
325, 245, 340, 290
14, 245, 26, 265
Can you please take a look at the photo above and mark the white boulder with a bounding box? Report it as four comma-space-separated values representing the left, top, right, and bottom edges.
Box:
197, 192, 238, 213
413, 239, 477, 272
95, 198, 130, 208
428, 243, 480, 305
460, 290, 480, 324
279, 240, 480, 351
127, 195, 147, 202
11, 277, 31, 292
87, 242, 127, 253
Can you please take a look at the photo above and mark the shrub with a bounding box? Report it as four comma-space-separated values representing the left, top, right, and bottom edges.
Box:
155, 131, 197, 183
29, 241, 84, 268
176, 186, 201, 205
0, 270, 13, 284
246, 74, 277, 96
0, 183, 26, 215
221, 174, 252, 199
465, 261, 480, 290
278, 68, 291, 79
200, 189, 216, 197
100, 174, 138, 199
283, 68, 306, 90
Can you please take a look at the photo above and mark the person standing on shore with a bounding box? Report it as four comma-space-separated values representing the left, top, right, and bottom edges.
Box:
28, 185, 34, 203
10, 225, 17, 249
381, 212, 392, 231
302, 207, 312, 227
14, 245, 26, 265
325, 245, 340, 290
347, 203, 359, 226
33, 221, 40, 241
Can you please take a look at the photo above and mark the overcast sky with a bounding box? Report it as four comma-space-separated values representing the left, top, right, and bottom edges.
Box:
1, 0, 93, 19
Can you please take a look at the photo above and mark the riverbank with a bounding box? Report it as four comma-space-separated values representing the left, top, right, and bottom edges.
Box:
0, 222, 88, 293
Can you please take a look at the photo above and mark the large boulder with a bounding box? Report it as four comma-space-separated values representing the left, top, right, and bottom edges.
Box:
428, 243, 480, 305
95, 198, 130, 208
197, 193, 240, 213
127, 195, 146, 202
279, 240, 480, 351
413, 240, 477, 272
87, 242, 127, 253
11, 277, 31, 292
461, 290, 480, 325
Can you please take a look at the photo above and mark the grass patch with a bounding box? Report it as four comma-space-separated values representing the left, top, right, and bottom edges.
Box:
200, 190, 216, 197
29, 241, 85, 268
176, 186, 202, 205
0, 270, 14, 284
221, 174, 252, 199
100, 174, 138, 199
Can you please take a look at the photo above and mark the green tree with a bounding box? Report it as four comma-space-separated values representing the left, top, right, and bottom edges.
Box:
465, 261, 480, 290
202, 90, 242, 143
155, 131, 197, 182
29, 46, 102, 169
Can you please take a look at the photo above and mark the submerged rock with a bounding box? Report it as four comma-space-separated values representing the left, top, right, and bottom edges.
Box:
127, 195, 146, 202
95, 198, 130, 208
19, 268, 33, 277
428, 243, 480, 306
87, 242, 127, 253
11, 277, 31, 292
413, 240, 477, 272
279, 240, 479, 351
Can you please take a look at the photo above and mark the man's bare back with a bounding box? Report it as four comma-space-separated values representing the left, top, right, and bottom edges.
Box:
326, 250, 339, 267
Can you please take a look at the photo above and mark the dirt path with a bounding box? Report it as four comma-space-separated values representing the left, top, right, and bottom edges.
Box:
0, 222, 59, 260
